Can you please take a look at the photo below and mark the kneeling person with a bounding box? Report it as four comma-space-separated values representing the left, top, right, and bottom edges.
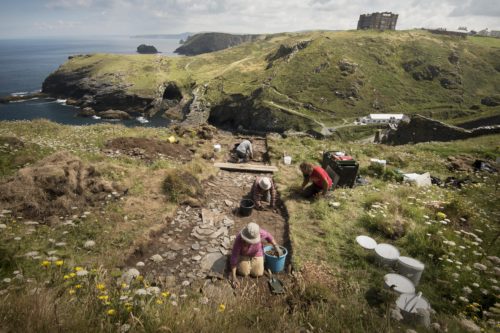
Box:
230, 223, 280, 287
252, 176, 276, 210
300, 162, 332, 198
235, 139, 253, 162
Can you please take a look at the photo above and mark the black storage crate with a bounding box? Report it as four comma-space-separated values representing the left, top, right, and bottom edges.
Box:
322, 151, 359, 188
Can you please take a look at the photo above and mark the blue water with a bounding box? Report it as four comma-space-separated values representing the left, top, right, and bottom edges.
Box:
0, 37, 181, 127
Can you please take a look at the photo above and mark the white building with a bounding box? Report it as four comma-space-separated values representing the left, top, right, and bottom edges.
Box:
358, 113, 407, 124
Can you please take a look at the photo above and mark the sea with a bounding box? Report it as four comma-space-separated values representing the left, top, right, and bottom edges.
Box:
0, 36, 181, 127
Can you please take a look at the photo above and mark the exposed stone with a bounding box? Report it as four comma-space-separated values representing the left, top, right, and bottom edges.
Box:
98, 110, 132, 120
200, 253, 226, 273
78, 107, 96, 117
383, 115, 500, 145
150, 254, 164, 263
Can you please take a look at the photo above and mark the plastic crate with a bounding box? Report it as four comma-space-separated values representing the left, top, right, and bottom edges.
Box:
322, 151, 359, 188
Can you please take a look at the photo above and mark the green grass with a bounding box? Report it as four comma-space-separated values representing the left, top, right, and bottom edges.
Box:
50, 29, 500, 133
0, 122, 499, 332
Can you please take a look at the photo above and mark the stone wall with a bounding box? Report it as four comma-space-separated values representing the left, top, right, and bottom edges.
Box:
382, 114, 500, 145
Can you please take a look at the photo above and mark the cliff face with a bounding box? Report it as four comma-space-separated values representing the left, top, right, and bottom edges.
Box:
42, 56, 154, 112
382, 115, 500, 145
175, 32, 263, 55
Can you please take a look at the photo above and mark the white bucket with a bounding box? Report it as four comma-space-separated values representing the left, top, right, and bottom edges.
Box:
213, 144, 221, 152
396, 293, 431, 328
356, 235, 377, 250
397, 256, 425, 286
375, 243, 400, 267
384, 273, 415, 294
284, 156, 292, 165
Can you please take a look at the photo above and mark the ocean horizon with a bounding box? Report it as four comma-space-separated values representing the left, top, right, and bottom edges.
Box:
0, 36, 181, 127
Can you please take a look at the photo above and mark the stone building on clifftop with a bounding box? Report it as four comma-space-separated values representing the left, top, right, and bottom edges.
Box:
357, 12, 398, 30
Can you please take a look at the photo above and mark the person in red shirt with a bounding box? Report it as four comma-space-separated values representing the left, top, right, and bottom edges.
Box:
300, 162, 333, 198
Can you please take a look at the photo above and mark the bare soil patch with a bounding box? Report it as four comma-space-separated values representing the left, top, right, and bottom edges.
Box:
0, 151, 126, 221
103, 137, 193, 162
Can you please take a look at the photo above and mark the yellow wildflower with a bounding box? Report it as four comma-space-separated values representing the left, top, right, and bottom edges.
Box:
55, 260, 64, 267
436, 212, 447, 220
68, 289, 76, 295
41, 260, 51, 267
136, 275, 144, 282
75, 284, 82, 289
74, 266, 83, 272
98, 295, 109, 301
104, 301, 111, 306
63, 275, 70, 280
156, 300, 164, 305
96, 283, 106, 291
218, 303, 226, 313
107, 309, 116, 316
120, 283, 128, 289
69, 273, 76, 278
161, 291, 170, 298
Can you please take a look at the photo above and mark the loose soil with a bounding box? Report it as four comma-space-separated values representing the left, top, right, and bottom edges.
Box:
125, 136, 292, 299
0, 151, 126, 221
103, 137, 193, 162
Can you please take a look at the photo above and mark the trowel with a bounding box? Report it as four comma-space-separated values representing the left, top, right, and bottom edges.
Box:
267, 269, 285, 294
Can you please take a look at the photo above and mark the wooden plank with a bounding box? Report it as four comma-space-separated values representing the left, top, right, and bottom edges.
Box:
214, 162, 278, 173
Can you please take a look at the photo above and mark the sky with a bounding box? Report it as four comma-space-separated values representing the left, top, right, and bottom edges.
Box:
0, 0, 499, 38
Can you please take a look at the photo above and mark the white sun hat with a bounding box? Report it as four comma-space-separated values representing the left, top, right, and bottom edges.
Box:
259, 177, 271, 190
240, 222, 261, 244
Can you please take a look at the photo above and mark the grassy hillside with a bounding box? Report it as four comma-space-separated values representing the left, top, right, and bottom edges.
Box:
51, 30, 500, 130
0, 120, 498, 332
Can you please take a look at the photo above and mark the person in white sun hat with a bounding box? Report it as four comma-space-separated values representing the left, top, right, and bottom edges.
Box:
229, 222, 282, 288
251, 176, 276, 210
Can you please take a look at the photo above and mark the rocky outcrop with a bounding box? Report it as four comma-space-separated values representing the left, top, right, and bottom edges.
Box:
266, 41, 311, 68
98, 109, 132, 120
481, 96, 500, 107
42, 60, 153, 113
382, 115, 500, 145
78, 107, 96, 117
208, 89, 317, 133
175, 32, 262, 56
137, 44, 158, 54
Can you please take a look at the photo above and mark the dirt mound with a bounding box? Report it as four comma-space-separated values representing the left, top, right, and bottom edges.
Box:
103, 137, 193, 162
0, 151, 125, 221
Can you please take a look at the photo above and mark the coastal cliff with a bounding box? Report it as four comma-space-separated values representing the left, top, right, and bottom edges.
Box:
174, 32, 263, 55
41, 30, 500, 132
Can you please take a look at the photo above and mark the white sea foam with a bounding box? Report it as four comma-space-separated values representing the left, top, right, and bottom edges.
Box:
10, 91, 29, 97
56, 99, 67, 105
136, 116, 149, 124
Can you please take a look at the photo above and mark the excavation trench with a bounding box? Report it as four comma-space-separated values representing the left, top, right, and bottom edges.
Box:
125, 136, 292, 298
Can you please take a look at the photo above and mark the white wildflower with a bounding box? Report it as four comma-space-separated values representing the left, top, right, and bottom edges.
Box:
135, 289, 147, 296
472, 283, 479, 288
473, 263, 487, 271
76, 269, 88, 277
463, 286, 472, 294
458, 296, 469, 303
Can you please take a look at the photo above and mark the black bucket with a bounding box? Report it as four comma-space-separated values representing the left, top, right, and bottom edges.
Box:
240, 199, 254, 216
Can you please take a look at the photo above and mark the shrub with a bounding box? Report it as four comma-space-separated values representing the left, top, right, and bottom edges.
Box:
162, 170, 203, 203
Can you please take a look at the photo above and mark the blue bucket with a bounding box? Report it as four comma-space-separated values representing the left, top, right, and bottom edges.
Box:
264, 245, 288, 273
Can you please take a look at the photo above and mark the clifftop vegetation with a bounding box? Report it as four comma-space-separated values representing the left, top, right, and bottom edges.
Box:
44, 30, 500, 132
